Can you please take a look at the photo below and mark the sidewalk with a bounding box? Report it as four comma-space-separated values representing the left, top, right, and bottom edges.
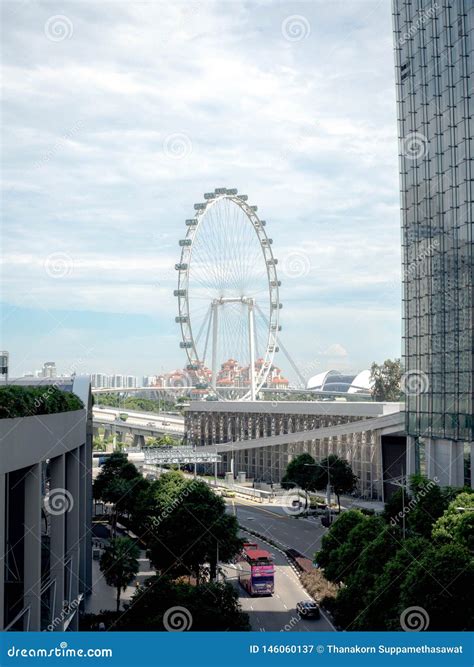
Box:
85, 525, 155, 614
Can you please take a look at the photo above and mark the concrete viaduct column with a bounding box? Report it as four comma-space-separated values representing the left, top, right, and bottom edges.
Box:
23, 463, 42, 631
49, 454, 66, 629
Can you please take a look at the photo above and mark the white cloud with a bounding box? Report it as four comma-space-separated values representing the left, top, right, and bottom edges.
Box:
2, 0, 402, 375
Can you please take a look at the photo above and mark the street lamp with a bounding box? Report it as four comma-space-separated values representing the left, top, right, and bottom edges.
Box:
376, 468, 407, 539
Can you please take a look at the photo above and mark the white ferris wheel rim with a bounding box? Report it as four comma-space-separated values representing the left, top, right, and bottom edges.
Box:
174, 189, 281, 401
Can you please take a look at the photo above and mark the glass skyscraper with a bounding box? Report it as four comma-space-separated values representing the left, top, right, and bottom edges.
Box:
393, 0, 473, 483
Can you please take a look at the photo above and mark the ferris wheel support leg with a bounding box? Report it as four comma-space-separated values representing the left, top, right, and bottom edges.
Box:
248, 300, 256, 401
211, 302, 219, 391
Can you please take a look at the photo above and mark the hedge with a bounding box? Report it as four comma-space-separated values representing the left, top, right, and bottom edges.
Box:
0, 385, 84, 419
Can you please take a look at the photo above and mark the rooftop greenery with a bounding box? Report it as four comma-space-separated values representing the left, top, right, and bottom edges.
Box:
0, 385, 84, 419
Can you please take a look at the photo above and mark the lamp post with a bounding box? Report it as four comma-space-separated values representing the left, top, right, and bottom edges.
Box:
376, 468, 407, 539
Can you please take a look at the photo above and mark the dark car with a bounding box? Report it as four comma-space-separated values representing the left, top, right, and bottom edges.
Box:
296, 600, 320, 619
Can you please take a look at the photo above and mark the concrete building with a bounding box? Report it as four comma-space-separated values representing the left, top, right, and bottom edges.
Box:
186, 401, 406, 501
125, 375, 137, 389
42, 362, 57, 379
0, 377, 92, 631
90, 373, 109, 389
393, 0, 473, 485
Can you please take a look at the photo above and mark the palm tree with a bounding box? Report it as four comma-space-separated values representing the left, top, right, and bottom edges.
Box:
99, 537, 140, 612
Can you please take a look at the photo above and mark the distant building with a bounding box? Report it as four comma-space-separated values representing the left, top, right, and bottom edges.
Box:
215, 358, 289, 390
110, 374, 124, 389
90, 373, 109, 389
307, 369, 373, 395
42, 361, 56, 379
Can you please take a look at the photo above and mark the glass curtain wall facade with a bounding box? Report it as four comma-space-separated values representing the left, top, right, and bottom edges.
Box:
393, 0, 473, 443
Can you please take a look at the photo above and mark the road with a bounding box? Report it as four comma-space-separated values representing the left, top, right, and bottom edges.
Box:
222, 531, 334, 632
227, 497, 327, 559
93, 407, 184, 436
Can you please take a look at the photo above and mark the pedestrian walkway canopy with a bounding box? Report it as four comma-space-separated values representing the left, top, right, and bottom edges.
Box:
143, 446, 221, 465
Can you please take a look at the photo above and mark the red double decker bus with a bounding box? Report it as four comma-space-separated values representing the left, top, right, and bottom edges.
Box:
238, 542, 275, 596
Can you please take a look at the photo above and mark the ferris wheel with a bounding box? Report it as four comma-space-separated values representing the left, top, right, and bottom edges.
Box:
174, 188, 282, 401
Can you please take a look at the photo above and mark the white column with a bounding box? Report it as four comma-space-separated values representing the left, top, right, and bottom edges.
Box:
66, 451, 80, 630
49, 454, 66, 629
23, 463, 42, 631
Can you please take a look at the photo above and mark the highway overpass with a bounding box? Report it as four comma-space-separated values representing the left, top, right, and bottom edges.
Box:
93, 407, 184, 445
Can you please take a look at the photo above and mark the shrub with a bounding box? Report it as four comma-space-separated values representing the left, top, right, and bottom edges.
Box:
0, 385, 84, 419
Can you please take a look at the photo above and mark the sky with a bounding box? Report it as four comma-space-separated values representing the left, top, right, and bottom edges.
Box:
1, 0, 402, 383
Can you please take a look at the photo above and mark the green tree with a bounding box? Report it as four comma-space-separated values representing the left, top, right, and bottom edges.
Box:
352, 537, 431, 630
311, 455, 358, 511
316, 510, 366, 569
148, 434, 178, 448
148, 479, 241, 583
319, 515, 385, 584
370, 358, 402, 401
405, 476, 446, 538
117, 576, 250, 631
281, 453, 317, 490
131, 470, 188, 536
100, 537, 140, 612
432, 491, 474, 551
93, 437, 106, 452
383, 486, 405, 525
332, 525, 401, 629
399, 543, 474, 631
93, 453, 144, 536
